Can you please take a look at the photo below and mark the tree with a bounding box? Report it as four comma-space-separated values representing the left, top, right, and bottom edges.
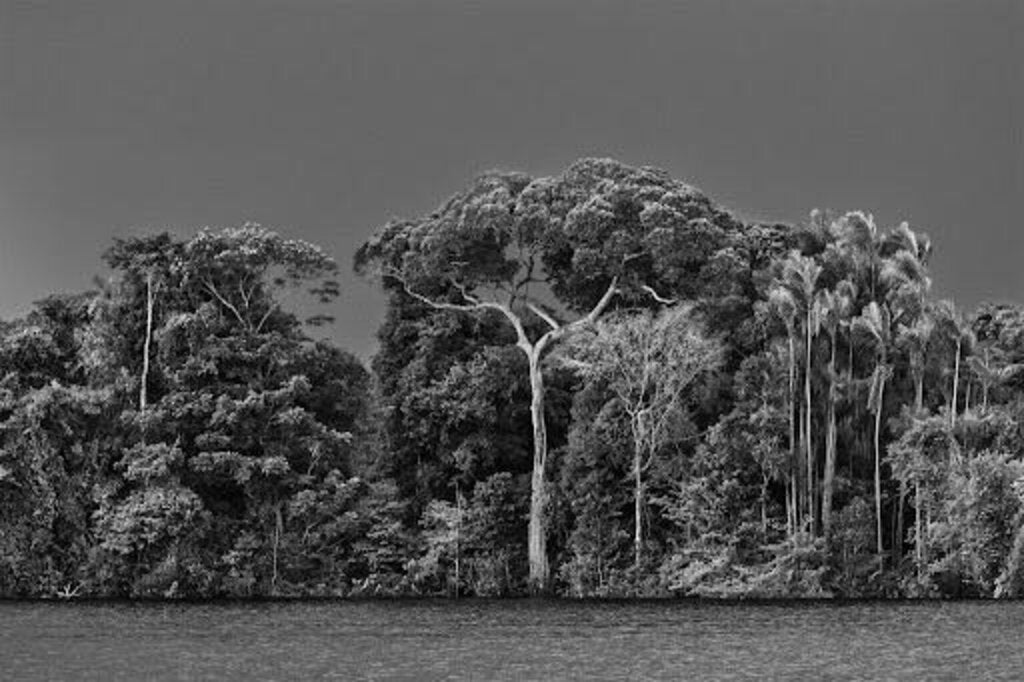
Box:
935, 301, 974, 429
816, 279, 857, 536
356, 158, 742, 590
770, 251, 822, 535
853, 301, 893, 561
768, 281, 801, 538
562, 305, 722, 572
89, 226, 363, 596
103, 234, 180, 411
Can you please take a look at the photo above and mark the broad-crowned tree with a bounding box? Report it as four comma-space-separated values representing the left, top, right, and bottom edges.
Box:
356, 158, 742, 590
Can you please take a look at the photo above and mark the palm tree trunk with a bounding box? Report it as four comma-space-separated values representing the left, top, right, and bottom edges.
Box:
822, 332, 837, 536
805, 311, 815, 536
874, 372, 886, 564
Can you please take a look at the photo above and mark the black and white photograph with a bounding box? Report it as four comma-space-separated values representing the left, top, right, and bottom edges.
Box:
1, 0, 1021, 678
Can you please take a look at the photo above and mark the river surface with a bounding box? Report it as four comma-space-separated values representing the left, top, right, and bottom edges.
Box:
2, 599, 1022, 680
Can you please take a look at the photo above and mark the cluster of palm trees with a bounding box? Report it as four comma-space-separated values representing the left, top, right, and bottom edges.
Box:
767, 210, 980, 570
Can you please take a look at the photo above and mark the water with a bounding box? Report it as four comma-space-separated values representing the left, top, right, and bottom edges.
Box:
2, 599, 1022, 680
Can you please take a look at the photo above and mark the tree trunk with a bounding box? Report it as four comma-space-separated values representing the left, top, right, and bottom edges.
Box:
761, 473, 769, 535
634, 445, 643, 574
526, 350, 550, 592
895, 482, 906, 564
788, 333, 799, 538
983, 348, 990, 410
874, 376, 886, 563
271, 504, 283, 596
805, 311, 815, 536
784, 479, 792, 538
455, 483, 462, 598
950, 337, 961, 428
913, 372, 924, 574
921, 481, 929, 569
140, 271, 154, 411
822, 332, 837, 536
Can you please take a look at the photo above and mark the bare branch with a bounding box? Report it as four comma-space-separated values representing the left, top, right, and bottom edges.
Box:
254, 306, 277, 335
641, 285, 677, 305
451, 279, 482, 306
538, 276, 620, 354
526, 302, 561, 332
386, 269, 535, 352
204, 281, 249, 330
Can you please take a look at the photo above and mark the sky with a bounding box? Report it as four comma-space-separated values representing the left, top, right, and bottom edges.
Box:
1, 0, 1020, 359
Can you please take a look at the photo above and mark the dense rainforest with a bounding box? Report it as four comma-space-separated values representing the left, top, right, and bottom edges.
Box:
3, 158, 1024, 599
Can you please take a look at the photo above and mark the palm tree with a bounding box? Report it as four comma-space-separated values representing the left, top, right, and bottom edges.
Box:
935, 301, 974, 432
768, 285, 801, 538
816, 279, 856, 536
853, 301, 893, 562
896, 308, 936, 570
969, 347, 1024, 411
881, 222, 932, 562
773, 251, 822, 535
838, 211, 884, 301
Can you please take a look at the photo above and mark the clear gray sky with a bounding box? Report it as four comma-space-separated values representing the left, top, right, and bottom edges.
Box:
1, 0, 1020, 359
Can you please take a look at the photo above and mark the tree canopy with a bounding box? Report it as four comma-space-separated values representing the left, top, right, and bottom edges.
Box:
5, 159, 1024, 599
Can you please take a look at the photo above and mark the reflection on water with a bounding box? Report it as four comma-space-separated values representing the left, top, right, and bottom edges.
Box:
3, 600, 1023, 680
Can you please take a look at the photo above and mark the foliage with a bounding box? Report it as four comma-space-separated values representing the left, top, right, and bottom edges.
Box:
5, 158, 1024, 599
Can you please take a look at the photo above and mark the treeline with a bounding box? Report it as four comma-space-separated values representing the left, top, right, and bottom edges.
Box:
3, 158, 1024, 598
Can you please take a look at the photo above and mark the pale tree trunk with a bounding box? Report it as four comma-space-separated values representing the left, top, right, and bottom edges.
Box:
805, 312, 815, 536
526, 350, 550, 592
950, 337, 961, 428
455, 483, 462, 598
874, 375, 886, 563
140, 271, 154, 411
915, 482, 924, 576
787, 333, 799, 539
634, 445, 643, 573
630, 414, 644, 574
822, 332, 837, 536
761, 472, 770, 535
271, 504, 283, 596
913, 372, 924, 572
396, 274, 620, 593
983, 348, 990, 410
894, 487, 905, 565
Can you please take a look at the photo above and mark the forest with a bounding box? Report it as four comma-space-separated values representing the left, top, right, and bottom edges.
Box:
3, 158, 1024, 599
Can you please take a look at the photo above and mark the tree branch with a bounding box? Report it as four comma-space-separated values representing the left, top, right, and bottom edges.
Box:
537, 276, 620, 356
641, 285, 677, 305
526, 302, 561, 332
387, 270, 534, 352
205, 281, 249, 330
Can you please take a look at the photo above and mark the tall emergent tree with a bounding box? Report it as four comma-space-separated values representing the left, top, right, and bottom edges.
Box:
356, 158, 743, 589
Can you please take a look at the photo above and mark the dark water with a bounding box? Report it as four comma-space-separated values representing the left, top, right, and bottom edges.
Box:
2, 599, 1022, 680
